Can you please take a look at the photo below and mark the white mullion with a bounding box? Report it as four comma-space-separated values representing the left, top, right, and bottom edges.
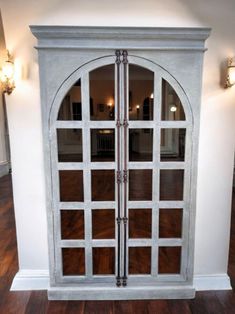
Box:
128, 162, 153, 169
90, 162, 116, 170
82, 73, 92, 279
60, 240, 86, 247
58, 163, 84, 170
158, 201, 185, 208
56, 121, 84, 129
158, 239, 182, 246
159, 162, 185, 169
89, 121, 114, 128
59, 202, 85, 209
91, 240, 116, 247
51, 125, 63, 280
181, 124, 193, 279
128, 201, 153, 208
128, 121, 155, 128
128, 239, 153, 247
152, 73, 161, 276
159, 121, 189, 128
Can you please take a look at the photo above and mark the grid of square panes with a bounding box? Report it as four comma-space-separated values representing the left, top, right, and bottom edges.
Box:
57, 65, 187, 280
58, 65, 117, 278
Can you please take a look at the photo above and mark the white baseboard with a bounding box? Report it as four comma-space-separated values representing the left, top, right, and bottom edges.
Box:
11, 270, 232, 292
193, 274, 232, 291
10, 270, 49, 291
0, 161, 9, 177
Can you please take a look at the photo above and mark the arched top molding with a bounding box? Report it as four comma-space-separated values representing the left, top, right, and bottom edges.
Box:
50, 54, 193, 127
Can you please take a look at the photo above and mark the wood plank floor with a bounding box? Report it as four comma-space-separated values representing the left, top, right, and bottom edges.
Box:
0, 174, 235, 313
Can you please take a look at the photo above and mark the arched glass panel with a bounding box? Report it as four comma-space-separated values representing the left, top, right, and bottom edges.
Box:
129, 64, 154, 121
89, 65, 115, 120
58, 79, 82, 120
161, 79, 185, 121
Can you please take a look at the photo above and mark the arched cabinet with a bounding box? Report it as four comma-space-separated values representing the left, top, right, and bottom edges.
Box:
31, 26, 210, 300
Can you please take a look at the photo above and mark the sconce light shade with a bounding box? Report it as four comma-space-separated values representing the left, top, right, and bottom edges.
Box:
226, 57, 235, 88
0, 51, 15, 95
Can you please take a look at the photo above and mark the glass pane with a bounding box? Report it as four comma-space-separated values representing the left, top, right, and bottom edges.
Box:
129, 129, 153, 161
57, 129, 83, 162
129, 247, 151, 274
129, 170, 152, 201
92, 209, 115, 239
159, 209, 183, 238
160, 170, 184, 201
129, 209, 152, 238
93, 248, 115, 275
90, 65, 115, 121
58, 79, 82, 120
129, 65, 154, 121
161, 79, 185, 121
61, 210, 84, 240
91, 129, 115, 162
158, 247, 181, 274
161, 129, 186, 162
62, 248, 85, 276
59, 170, 84, 202
91, 170, 115, 201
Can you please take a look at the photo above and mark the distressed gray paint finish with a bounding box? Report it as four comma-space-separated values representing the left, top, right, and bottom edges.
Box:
30, 26, 210, 300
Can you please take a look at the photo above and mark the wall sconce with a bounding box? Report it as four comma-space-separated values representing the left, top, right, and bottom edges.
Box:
0, 50, 15, 95
225, 57, 235, 88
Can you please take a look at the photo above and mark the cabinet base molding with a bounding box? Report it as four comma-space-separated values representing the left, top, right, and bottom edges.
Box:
48, 285, 195, 300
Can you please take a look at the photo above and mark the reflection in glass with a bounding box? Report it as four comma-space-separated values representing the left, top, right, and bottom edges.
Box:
92, 209, 115, 239
159, 209, 183, 238
91, 170, 115, 201
58, 79, 82, 120
158, 247, 181, 274
61, 210, 84, 240
160, 129, 186, 161
129, 209, 152, 238
129, 129, 153, 161
129, 64, 154, 121
57, 129, 83, 162
62, 248, 85, 276
59, 170, 84, 202
90, 65, 115, 121
93, 247, 115, 275
161, 79, 185, 121
129, 170, 152, 201
91, 129, 115, 162
160, 170, 184, 201
129, 247, 151, 274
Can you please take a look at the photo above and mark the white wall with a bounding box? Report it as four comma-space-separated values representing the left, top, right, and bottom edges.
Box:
1, 0, 235, 279
0, 13, 9, 177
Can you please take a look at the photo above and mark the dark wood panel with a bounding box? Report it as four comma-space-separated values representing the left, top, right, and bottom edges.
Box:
61, 210, 84, 240
62, 248, 85, 276
92, 209, 115, 239
91, 170, 115, 201
0, 175, 235, 314
59, 170, 84, 202
159, 208, 183, 238
158, 247, 181, 274
129, 169, 152, 201
129, 208, 152, 238
160, 170, 184, 201
93, 247, 115, 275
129, 247, 151, 274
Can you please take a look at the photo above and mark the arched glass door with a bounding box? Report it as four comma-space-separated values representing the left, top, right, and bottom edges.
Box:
53, 51, 190, 287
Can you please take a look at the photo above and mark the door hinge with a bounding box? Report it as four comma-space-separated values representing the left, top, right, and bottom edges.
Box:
123, 170, 128, 183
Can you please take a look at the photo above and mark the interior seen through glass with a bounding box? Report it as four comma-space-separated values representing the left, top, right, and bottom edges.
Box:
161, 79, 185, 121
129, 64, 154, 121
90, 65, 115, 121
